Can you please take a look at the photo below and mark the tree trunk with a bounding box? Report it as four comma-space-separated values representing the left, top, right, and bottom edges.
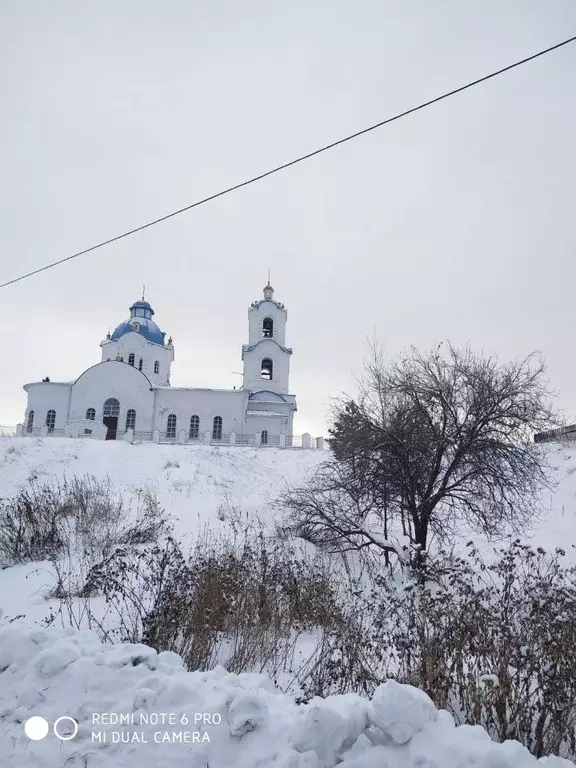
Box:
410, 509, 430, 581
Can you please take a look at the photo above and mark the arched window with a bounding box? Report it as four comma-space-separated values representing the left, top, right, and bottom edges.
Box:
261, 358, 273, 380
46, 410, 56, 433
138, 358, 143, 371
189, 415, 200, 439
85, 408, 96, 421
154, 361, 160, 374
26, 410, 34, 433
103, 398, 120, 417
126, 409, 136, 431
166, 414, 177, 438
263, 317, 273, 338
261, 430, 268, 445
212, 416, 223, 440
128, 353, 135, 366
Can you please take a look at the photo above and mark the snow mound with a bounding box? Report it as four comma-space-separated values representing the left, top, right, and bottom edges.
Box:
370, 679, 436, 743
0, 626, 573, 768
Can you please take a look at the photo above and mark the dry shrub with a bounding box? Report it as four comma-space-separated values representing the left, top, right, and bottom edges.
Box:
0, 476, 170, 568
369, 541, 576, 760
0, 482, 72, 566
81, 522, 373, 696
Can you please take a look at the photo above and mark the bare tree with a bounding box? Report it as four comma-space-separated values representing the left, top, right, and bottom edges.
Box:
284, 343, 559, 568
279, 460, 408, 570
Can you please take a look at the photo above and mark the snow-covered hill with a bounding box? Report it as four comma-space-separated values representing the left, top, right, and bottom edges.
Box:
0, 437, 325, 626
1, 436, 576, 767
1, 435, 576, 627
0, 437, 325, 540
2, 434, 575, 560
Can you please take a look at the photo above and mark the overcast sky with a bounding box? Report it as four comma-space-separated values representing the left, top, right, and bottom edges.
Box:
1, 1, 575, 437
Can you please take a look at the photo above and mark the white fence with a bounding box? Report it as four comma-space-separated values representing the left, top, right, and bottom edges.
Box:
4, 424, 328, 450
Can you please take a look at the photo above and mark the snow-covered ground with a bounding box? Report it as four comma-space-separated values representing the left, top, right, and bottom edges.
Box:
1, 435, 575, 636
0, 437, 325, 628
1, 435, 576, 766
0, 437, 325, 542
1, 436, 574, 555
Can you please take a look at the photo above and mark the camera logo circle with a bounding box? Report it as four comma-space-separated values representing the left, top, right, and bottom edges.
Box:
24, 716, 50, 741
53, 716, 79, 741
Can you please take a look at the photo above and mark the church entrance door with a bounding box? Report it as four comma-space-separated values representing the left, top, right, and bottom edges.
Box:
102, 397, 121, 441
103, 416, 118, 440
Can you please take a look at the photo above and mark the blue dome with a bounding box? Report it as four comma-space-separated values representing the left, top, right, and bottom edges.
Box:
130, 300, 154, 314
110, 299, 166, 346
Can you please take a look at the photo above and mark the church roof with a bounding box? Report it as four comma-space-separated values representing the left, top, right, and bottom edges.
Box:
110, 299, 166, 346
250, 280, 286, 311
242, 340, 292, 357
251, 298, 286, 311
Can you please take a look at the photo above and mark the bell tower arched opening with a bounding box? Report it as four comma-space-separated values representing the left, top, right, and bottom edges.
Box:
263, 317, 273, 338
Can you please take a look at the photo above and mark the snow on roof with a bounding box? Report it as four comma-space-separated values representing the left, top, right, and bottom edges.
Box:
23, 380, 73, 389
153, 386, 244, 393
246, 410, 285, 417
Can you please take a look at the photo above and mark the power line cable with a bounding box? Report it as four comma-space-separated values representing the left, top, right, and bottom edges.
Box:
2, 33, 575, 290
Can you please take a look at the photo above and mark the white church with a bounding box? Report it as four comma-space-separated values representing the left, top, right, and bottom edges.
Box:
19, 281, 314, 448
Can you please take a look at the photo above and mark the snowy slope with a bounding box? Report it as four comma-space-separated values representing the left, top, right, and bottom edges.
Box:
1, 437, 576, 765
534, 442, 576, 553
0, 438, 576, 768
452, 441, 576, 562
0, 437, 325, 628
1, 436, 575, 553
1, 436, 576, 628
0, 437, 325, 543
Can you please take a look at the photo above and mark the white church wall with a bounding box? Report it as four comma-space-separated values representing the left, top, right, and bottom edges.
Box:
154, 388, 247, 439
100, 332, 173, 386
23, 382, 72, 432
245, 390, 295, 436
248, 302, 287, 346
64, 419, 108, 439
244, 414, 290, 439
243, 338, 291, 394
69, 361, 155, 434
247, 391, 296, 408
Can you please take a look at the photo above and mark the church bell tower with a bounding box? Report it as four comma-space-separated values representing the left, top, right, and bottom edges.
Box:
241, 281, 293, 394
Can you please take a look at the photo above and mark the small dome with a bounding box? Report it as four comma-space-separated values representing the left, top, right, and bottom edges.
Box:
110, 298, 166, 346
129, 300, 154, 316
